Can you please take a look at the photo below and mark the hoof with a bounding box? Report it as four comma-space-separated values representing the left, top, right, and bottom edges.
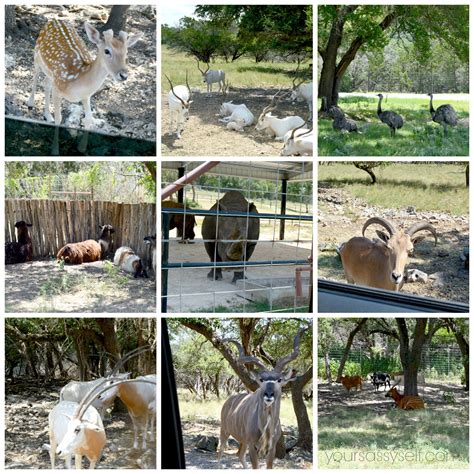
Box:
207, 269, 222, 280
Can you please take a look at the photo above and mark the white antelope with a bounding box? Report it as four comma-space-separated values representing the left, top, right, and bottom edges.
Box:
290, 82, 313, 120
197, 60, 225, 96
219, 101, 255, 129
165, 73, 193, 139
218, 326, 309, 469
27, 19, 142, 129
281, 121, 313, 156
98, 374, 156, 449
340, 217, 437, 291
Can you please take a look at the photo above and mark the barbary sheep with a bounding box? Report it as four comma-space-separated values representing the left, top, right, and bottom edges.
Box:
56, 224, 115, 264
114, 246, 148, 278
5, 220, 33, 264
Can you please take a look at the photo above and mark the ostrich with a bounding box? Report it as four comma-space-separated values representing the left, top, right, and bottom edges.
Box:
322, 97, 358, 132
428, 93, 457, 136
376, 94, 403, 136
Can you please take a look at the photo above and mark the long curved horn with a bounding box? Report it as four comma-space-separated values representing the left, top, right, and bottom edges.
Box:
362, 217, 397, 238
108, 345, 152, 377
224, 339, 268, 371
405, 222, 438, 245
76, 378, 156, 420
185, 70, 192, 99
196, 59, 204, 74
164, 74, 187, 107
274, 324, 311, 372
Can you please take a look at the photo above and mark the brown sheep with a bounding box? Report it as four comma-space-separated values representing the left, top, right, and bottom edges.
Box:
57, 224, 115, 264
5, 221, 33, 264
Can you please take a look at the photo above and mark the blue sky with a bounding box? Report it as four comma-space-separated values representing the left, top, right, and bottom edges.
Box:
160, 4, 197, 26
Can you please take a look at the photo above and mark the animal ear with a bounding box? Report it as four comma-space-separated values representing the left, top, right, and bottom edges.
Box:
84, 22, 102, 45
375, 230, 390, 243
249, 203, 257, 213
411, 235, 425, 246
281, 368, 297, 385
85, 421, 102, 432
27, 223, 32, 227
126, 32, 143, 48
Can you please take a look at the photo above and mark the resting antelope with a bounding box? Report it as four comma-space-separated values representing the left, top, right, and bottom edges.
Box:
218, 326, 309, 469
27, 19, 142, 129
197, 60, 225, 96
385, 383, 425, 410
281, 121, 313, 156
339, 217, 437, 291
165, 73, 192, 139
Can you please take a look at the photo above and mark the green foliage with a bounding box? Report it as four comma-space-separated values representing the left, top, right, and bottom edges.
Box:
442, 391, 456, 404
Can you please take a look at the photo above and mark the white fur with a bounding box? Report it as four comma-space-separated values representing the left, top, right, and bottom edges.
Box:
168, 85, 192, 139
219, 101, 254, 128
290, 82, 313, 119
255, 113, 305, 140
281, 128, 313, 156
202, 69, 225, 96
114, 246, 140, 274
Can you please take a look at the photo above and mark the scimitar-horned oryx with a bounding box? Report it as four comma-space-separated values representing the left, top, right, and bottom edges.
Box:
217, 325, 309, 469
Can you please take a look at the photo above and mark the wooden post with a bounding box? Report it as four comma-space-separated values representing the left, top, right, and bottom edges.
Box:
279, 179, 287, 241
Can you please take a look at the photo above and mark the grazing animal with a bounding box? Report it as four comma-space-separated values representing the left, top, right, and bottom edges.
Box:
281, 122, 313, 156
197, 60, 225, 96
144, 234, 156, 274
340, 217, 437, 291
5, 221, 33, 264
202, 191, 260, 283
28, 20, 142, 129
428, 93, 457, 136
114, 246, 148, 278
340, 375, 363, 392
219, 101, 254, 128
371, 372, 391, 391
98, 375, 156, 449
165, 73, 192, 139
218, 326, 308, 469
385, 385, 425, 410
290, 82, 313, 119
56, 224, 115, 264
162, 201, 196, 242
376, 94, 403, 136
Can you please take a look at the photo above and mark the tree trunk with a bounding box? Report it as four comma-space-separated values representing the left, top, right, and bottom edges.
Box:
336, 319, 368, 382
466, 164, 469, 187
291, 368, 313, 451
445, 319, 469, 391
95, 318, 120, 369
324, 352, 332, 383
101, 5, 130, 33
354, 163, 377, 184
5, 5, 16, 35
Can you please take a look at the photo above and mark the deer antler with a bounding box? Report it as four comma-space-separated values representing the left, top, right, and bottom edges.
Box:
274, 324, 311, 372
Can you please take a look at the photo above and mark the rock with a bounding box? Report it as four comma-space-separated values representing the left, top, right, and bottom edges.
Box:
195, 435, 218, 452
5, 53, 15, 68
406, 269, 428, 284
429, 272, 446, 287
438, 250, 449, 257
406, 206, 416, 214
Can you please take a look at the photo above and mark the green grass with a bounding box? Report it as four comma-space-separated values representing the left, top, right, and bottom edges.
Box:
319, 405, 468, 468
318, 162, 468, 215
179, 391, 313, 428
161, 45, 309, 90
318, 96, 469, 156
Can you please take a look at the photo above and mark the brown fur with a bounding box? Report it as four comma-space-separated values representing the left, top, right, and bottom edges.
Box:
57, 240, 102, 264
341, 375, 363, 392
386, 387, 425, 410
76, 427, 106, 463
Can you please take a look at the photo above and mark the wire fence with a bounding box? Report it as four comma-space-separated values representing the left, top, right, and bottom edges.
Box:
161, 162, 313, 314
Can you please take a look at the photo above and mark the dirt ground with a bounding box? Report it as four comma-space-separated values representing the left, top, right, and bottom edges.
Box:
161, 87, 311, 156
5, 260, 156, 313
164, 223, 312, 312
5, 380, 155, 469
318, 187, 469, 304
181, 418, 312, 469
318, 379, 468, 416
5, 5, 156, 141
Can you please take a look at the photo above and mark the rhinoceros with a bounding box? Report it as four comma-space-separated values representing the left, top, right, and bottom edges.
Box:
202, 191, 260, 283
162, 200, 196, 242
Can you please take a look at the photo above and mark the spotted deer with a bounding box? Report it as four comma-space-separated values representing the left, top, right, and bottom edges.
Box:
27, 19, 142, 129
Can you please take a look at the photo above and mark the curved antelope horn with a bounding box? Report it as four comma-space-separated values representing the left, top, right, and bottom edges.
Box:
289, 113, 311, 141
274, 324, 311, 372
185, 70, 192, 99
405, 222, 438, 245
362, 217, 397, 238
108, 345, 152, 377
261, 88, 284, 116
76, 378, 156, 420
390, 381, 400, 389
164, 74, 187, 107
224, 339, 268, 371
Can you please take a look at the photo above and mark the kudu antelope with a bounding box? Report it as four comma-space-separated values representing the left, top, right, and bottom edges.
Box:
165, 73, 193, 139
340, 217, 437, 291
197, 60, 225, 96
218, 326, 309, 469
28, 19, 142, 129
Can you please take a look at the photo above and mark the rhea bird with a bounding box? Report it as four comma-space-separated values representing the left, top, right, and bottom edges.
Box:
376, 94, 403, 136
428, 93, 457, 136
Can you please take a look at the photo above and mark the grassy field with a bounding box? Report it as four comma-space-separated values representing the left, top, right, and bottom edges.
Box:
319, 402, 468, 468
179, 391, 313, 428
161, 46, 310, 90
318, 162, 469, 216
318, 96, 469, 156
